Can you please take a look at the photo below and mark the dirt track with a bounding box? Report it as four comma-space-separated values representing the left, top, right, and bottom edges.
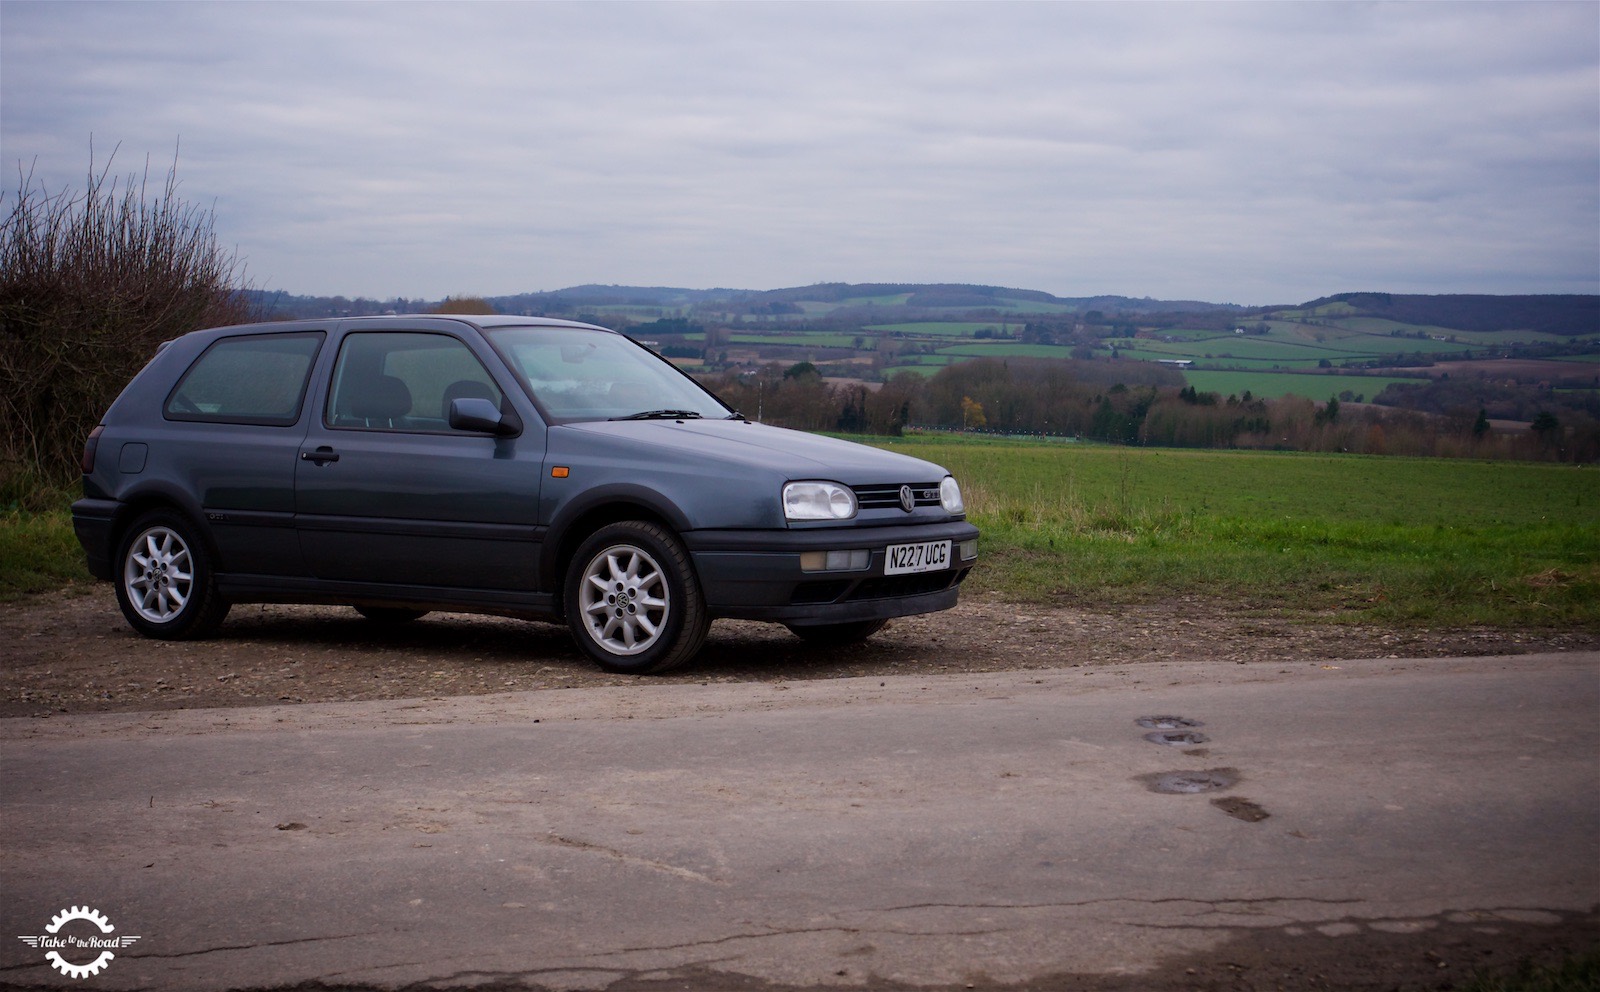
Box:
5, 584, 1598, 719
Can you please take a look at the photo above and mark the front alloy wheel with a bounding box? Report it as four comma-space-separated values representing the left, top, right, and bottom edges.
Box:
566, 521, 708, 674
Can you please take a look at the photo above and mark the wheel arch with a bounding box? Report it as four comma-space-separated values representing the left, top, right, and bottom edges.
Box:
108, 487, 224, 572
544, 488, 695, 618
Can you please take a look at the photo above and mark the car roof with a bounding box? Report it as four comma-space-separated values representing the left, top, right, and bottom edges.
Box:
186, 314, 614, 337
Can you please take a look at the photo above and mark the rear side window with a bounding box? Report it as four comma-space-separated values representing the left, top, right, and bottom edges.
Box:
165, 332, 325, 426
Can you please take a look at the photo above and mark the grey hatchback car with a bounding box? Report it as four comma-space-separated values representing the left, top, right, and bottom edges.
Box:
73, 315, 978, 673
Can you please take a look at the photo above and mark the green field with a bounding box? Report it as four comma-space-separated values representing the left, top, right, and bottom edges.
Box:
868, 436, 1599, 628
878, 362, 956, 377
1120, 350, 1327, 371
1140, 322, 1483, 366
1183, 370, 1423, 400
938, 342, 1076, 359
728, 333, 862, 348
863, 322, 1011, 337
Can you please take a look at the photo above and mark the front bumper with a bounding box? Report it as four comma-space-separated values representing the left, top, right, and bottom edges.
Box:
684, 520, 979, 625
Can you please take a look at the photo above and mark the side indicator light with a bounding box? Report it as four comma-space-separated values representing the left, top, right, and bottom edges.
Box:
551, 466, 570, 478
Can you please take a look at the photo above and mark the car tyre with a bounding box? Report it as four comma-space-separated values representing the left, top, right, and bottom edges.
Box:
565, 521, 708, 674
353, 606, 430, 624
115, 510, 230, 639
785, 619, 888, 646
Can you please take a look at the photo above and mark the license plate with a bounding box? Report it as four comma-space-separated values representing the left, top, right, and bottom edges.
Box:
884, 540, 951, 576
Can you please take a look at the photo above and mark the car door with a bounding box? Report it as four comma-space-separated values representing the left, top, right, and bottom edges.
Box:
294, 327, 546, 591
157, 328, 325, 576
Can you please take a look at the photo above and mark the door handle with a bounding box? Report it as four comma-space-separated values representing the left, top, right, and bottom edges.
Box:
301, 447, 340, 465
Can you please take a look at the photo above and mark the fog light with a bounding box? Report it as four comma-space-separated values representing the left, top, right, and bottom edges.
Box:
958, 539, 978, 561
800, 549, 871, 572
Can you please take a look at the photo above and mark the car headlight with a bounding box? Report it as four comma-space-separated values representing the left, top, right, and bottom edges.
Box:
783, 481, 857, 521
940, 475, 965, 514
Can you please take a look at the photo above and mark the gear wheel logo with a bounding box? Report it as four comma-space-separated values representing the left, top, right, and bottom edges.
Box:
17, 906, 140, 979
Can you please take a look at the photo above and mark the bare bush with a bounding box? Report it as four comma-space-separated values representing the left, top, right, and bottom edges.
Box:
0, 148, 255, 493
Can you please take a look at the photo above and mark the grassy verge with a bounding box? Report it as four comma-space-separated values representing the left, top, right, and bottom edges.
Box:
0, 505, 91, 600
869, 436, 1599, 629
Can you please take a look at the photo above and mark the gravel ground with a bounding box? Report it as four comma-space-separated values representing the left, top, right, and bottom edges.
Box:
5, 585, 1598, 719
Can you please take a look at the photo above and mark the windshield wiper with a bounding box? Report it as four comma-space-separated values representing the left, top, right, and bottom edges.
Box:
612, 409, 704, 421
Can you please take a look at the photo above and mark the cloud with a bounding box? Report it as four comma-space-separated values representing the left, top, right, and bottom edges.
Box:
2, 0, 1595, 303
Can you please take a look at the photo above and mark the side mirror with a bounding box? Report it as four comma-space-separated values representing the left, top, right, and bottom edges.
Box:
449, 397, 522, 436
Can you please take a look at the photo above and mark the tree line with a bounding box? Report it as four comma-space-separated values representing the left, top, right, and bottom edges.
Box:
699, 358, 1599, 463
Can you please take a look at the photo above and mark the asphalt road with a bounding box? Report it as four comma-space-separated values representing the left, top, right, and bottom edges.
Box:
2, 652, 1596, 991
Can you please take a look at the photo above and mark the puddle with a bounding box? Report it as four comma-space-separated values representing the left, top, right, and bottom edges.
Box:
1137, 768, 1240, 794
1136, 715, 1204, 730
1143, 730, 1210, 747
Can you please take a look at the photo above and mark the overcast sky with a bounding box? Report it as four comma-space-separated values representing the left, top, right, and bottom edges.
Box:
3, 1, 1596, 305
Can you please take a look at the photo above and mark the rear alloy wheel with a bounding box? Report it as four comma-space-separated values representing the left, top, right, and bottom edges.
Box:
786, 619, 888, 646
566, 521, 708, 674
115, 511, 230, 639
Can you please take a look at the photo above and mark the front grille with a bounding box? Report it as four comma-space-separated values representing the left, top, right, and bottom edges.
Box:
791, 580, 851, 605
845, 569, 967, 602
852, 482, 942, 511
788, 568, 969, 607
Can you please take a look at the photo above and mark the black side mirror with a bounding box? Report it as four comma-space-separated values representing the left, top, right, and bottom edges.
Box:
449, 397, 522, 437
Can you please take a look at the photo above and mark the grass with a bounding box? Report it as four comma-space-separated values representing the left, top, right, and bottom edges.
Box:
0, 506, 91, 600
1183, 369, 1423, 400
1, 474, 92, 599
938, 342, 1076, 359
868, 435, 1600, 629
727, 332, 863, 348
1461, 949, 1600, 992
863, 322, 1009, 337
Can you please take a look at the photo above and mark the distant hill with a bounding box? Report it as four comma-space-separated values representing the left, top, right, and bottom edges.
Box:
242, 284, 1598, 337
1296, 293, 1599, 337
722, 283, 1240, 317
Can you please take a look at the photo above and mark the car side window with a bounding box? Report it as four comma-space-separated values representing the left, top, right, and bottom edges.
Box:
327, 332, 504, 432
165, 332, 325, 426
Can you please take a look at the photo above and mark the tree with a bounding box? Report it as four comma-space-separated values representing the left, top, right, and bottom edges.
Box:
1, 148, 254, 490
430, 296, 496, 314
1531, 411, 1562, 456
701, 324, 727, 363
960, 395, 987, 429
1472, 408, 1491, 441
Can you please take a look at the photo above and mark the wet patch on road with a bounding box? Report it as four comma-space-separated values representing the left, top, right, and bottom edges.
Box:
1137, 768, 1240, 794
1135, 715, 1204, 730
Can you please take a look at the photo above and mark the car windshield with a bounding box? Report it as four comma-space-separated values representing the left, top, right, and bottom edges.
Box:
486, 326, 733, 423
